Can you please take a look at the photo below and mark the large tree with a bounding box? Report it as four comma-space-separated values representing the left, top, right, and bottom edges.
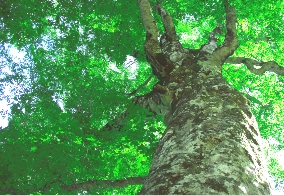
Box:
0, 0, 283, 194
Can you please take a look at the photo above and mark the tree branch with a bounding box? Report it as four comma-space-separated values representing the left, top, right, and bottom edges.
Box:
62, 176, 146, 192
127, 75, 153, 97
154, 1, 178, 42
225, 57, 284, 75
101, 87, 166, 133
153, 1, 187, 64
2, 177, 146, 194
211, 0, 239, 63
133, 88, 171, 116
138, 0, 159, 40
138, 0, 175, 80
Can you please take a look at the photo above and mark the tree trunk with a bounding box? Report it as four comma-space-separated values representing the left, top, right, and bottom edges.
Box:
136, 0, 272, 194
138, 58, 271, 194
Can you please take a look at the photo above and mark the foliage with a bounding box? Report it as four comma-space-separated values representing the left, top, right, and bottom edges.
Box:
0, 0, 283, 193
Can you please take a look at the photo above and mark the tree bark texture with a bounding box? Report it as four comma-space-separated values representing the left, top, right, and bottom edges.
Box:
136, 0, 271, 194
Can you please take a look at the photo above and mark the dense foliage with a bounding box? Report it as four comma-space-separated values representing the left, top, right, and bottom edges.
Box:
0, 0, 283, 194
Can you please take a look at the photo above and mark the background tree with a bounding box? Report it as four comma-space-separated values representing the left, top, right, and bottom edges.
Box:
0, 0, 283, 194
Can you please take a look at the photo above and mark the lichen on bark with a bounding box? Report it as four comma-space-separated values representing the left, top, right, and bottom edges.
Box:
136, 0, 271, 194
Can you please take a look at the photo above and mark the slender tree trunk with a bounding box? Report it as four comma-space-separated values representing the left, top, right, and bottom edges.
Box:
136, 0, 271, 194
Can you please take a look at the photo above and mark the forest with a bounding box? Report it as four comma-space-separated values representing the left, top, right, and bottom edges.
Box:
0, 0, 284, 194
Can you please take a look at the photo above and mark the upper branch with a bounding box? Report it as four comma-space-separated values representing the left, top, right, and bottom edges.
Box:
138, 0, 175, 80
211, 0, 239, 63
225, 57, 284, 76
138, 0, 159, 40
154, 1, 178, 42
153, 1, 188, 65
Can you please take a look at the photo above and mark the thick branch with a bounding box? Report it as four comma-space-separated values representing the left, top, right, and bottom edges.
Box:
211, 0, 239, 63
225, 57, 284, 75
154, 2, 178, 42
137, 0, 161, 57
138, 0, 159, 40
138, 0, 175, 80
153, 1, 187, 64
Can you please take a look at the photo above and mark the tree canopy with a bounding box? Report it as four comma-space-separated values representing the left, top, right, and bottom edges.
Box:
0, 0, 284, 194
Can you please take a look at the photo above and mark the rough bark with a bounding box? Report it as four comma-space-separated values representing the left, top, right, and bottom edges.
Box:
138, 59, 271, 195
137, 0, 272, 194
